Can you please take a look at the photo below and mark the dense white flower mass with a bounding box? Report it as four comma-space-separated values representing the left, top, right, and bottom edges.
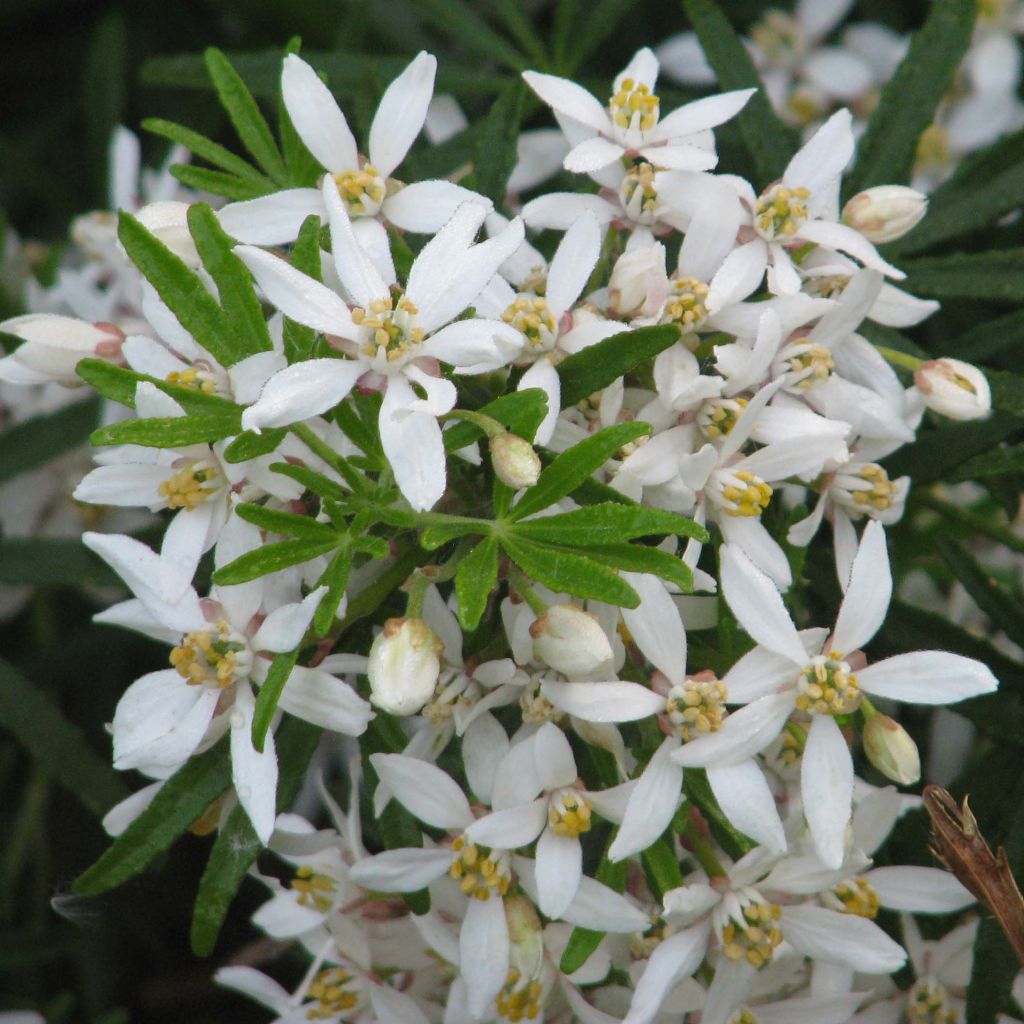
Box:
5, 7, 1020, 1021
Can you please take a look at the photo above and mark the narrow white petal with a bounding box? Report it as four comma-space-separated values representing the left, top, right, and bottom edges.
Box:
459, 895, 510, 1020
623, 922, 712, 1024
706, 240, 767, 312
281, 54, 358, 172
252, 587, 326, 652
419, 318, 522, 374
724, 636, 824, 704
608, 737, 683, 862
241, 358, 363, 432
322, 177, 390, 308
369, 51, 436, 178
564, 136, 626, 173
541, 680, 664, 723
348, 847, 452, 891
831, 520, 891, 652
466, 800, 547, 849
215, 966, 291, 1013
521, 192, 618, 231
701, 958, 757, 1024
798, 220, 905, 279
546, 212, 602, 319
384, 179, 491, 234
707, 760, 786, 852
230, 685, 278, 844
621, 571, 687, 686
781, 904, 907, 973
518, 357, 560, 445
657, 88, 755, 138
521, 71, 610, 132
672, 692, 795, 767
491, 736, 544, 810
857, 652, 998, 704
367, 984, 431, 1024
802, 715, 853, 870
462, 712, 509, 805
371, 753, 473, 829
379, 375, 447, 511
784, 108, 854, 195
535, 827, 583, 918
758, 993, 867, 1024
867, 866, 974, 913
533, 721, 578, 788
275, 665, 373, 736
217, 189, 322, 245
350, 216, 397, 286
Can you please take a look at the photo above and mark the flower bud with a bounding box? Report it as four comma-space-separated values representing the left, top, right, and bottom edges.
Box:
914, 358, 991, 421
842, 185, 928, 244
490, 433, 541, 488
367, 617, 443, 716
530, 604, 613, 679
504, 894, 544, 981
0, 313, 124, 386
607, 244, 669, 319
863, 712, 921, 785
135, 201, 201, 268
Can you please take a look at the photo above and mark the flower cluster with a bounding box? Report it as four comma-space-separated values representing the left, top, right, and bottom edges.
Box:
0, 28, 1008, 1024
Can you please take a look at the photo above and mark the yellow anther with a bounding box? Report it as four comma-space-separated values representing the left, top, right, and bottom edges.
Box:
290, 865, 338, 913
698, 397, 747, 440
749, 10, 801, 63
619, 162, 660, 224
158, 461, 220, 511
720, 902, 782, 968
547, 789, 592, 840
305, 967, 360, 1019
754, 183, 810, 241
916, 124, 950, 170
519, 682, 564, 724
712, 468, 773, 518
169, 619, 248, 688
666, 677, 728, 741
729, 1009, 762, 1024
782, 339, 833, 388
610, 79, 660, 132
796, 651, 860, 715
449, 834, 511, 899
833, 877, 880, 919
496, 969, 545, 1023
166, 366, 217, 394
352, 293, 424, 363
905, 978, 958, 1024
502, 293, 557, 351
333, 164, 386, 217
660, 276, 710, 337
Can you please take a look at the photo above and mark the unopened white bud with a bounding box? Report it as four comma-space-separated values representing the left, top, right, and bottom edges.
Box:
914, 358, 991, 421
530, 604, 613, 679
0, 313, 124, 386
504, 894, 544, 981
607, 244, 668, 319
135, 201, 201, 268
490, 433, 541, 488
367, 617, 443, 716
842, 185, 928, 244
863, 713, 921, 785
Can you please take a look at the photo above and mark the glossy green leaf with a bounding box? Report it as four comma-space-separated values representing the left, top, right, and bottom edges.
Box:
885, 413, 1022, 483
142, 117, 270, 184
251, 649, 300, 754
901, 249, 1024, 303
90, 414, 241, 448
223, 428, 287, 463
455, 535, 500, 630
212, 537, 341, 585
171, 164, 271, 201
582, 542, 694, 592
513, 503, 707, 545
443, 388, 549, 451
269, 462, 350, 503
234, 502, 339, 541
313, 547, 354, 637
0, 397, 99, 486
641, 838, 684, 901
474, 80, 525, 205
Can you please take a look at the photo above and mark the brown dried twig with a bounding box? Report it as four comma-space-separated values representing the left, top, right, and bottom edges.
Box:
923, 784, 1024, 966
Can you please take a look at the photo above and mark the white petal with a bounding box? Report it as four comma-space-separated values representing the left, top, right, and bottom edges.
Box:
533, 721, 578, 788
521, 192, 618, 231
281, 54, 357, 172
491, 736, 544, 810
371, 753, 473, 829
867, 866, 974, 913
369, 51, 436, 178
857, 652, 998, 704
536, 827, 583, 918
547, 212, 602, 318
672, 692, 795, 767
623, 922, 712, 1024
466, 800, 548, 849
462, 712, 509, 805
564, 136, 627, 173
781, 904, 907, 973
231, 684, 278, 844
621, 571, 687, 686
798, 220, 905, 279
784, 108, 854, 195
367, 984, 431, 1024
608, 737, 683, 862
551, 867, 649, 932
241, 358, 363, 431
217, 189, 322, 245
350, 216, 397, 286
518, 358, 560, 445
723, 634, 826, 704
275, 665, 373, 736
460, 895, 510, 1020
802, 716, 853, 870
252, 587, 326, 652
701, 957, 757, 1024
656, 88, 755, 138
521, 71, 610, 133
384, 179, 491, 233
379, 375, 447, 511
215, 966, 291, 1013
348, 847, 452, 891
322, 177, 390, 308
706, 240, 767, 312
832, 519, 890, 652
541, 680, 664, 722
707, 760, 786, 853
420, 318, 521, 374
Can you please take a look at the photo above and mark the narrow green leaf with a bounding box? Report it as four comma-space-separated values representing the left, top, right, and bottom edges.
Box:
91, 414, 240, 448
170, 164, 271, 202
234, 502, 339, 541
682, 0, 797, 183
142, 117, 270, 183
0, 658, 127, 819
455, 535, 500, 631
513, 503, 707, 545
223, 428, 287, 463
0, 538, 119, 588
501, 535, 640, 607
74, 741, 230, 895
484, 0, 547, 64
204, 47, 288, 184
559, 836, 625, 975
937, 537, 1024, 641
314, 548, 355, 637
901, 249, 1024, 303
420, 521, 489, 551
188, 203, 274, 357
334, 399, 384, 462
118, 211, 240, 366
443, 389, 549, 451
334, 546, 426, 635
190, 719, 320, 955
844, 0, 976, 196
269, 462, 350, 503
474, 80, 526, 206
953, 308, 1024, 362
0, 397, 99, 486
405, 0, 527, 71
641, 838, 684, 901
212, 537, 340, 585
986, 369, 1024, 418
251, 650, 301, 753
885, 413, 1022, 483
83, 10, 127, 200
557, 324, 680, 409
582, 543, 694, 592
683, 770, 753, 860
510, 421, 650, 521
564, 0, 637, 75
950, 443, 1024, 482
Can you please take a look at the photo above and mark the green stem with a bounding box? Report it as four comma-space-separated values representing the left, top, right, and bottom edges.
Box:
404, 570, 431, 619
292, 422, 368, 494
511, 569, 548, 616
443, 408, 506, 439
680, 816, 727, 879
916, 490, 1024, 556
874, 345, 923, 372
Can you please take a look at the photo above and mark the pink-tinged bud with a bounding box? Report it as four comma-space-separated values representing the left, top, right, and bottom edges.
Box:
0, 314, 124, 386
842, 185, 928, 244
135, 201, 200, 268
607, 244, 669, 319
914, 358, 991, 421
530, 604, 613, 679
367, 617, 443, 716
490, 433, 541, 488
863, 713, 921, 785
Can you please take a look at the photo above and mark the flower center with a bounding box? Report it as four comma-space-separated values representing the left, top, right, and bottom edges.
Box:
290, 865, 337, 913
610, 78, 660, 134
519, 682, 564, 724
905, 978, 957, 1024
721, 902, 783, 968
619, 162, 660, 224
496, 969, 544, 1022
916, 124, 950, 170
730, 1010, 763, 1024
661, 277, 710, 335
502, 294, 557, 352
166, 366, 217, 394
780, 339, 833, 389
169, 619, 251, 688
304, 967, 361, 1020
159, 460, 221, 511
749, 10, 802, 63
796, 652, 860, 715
709, 468, 773, 517
548, 788, 592, 840
666, 677, 728, 741
834, 463, 898, 516
352, 295, 425, 367
754, 184, 810, 241
832, 877, 880, 919
450, 835, 512, 901
698, 397, 747, 441
332, 165, 386, 218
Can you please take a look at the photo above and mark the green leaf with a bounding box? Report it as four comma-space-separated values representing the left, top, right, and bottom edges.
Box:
885, 413, 1023, 483
91, 414, 241, 448
443, 388, 549, 451
188, 203, 274, 357
582, 543, 694, 592
953, 308, 1024, 362
683, 770, 753, 860
986, 369, 1024, 418
269, 462, 350, 503
170, 165, 271, 202
484, 0, 547, 64
682, 0, 797, 183
502, 535, 640, 606
844, 0, 975, 197
0, 397, 99, 486
142, 117, 270, 184
313, 547, 354, 637
900, 249, 1024, 303
0, 657, 127, 819
510, 421, 650, 520
83, 10, 127, 199
251, 649, 301, 754
117, 211, 241, 367
564, 0, 638, 75
223, 428, 287, 463
455, 535, 500, 631
420, 520, 490, 551
234, 502, 339, 540
641, 838, 684, 901
937, 537, 1024, 641
190, 719, 320, 955
0, 538, 119, 588
212, 537, 341, 585
334, 398, 384, 463
474, 80, 526, 206
559, 836, 626, 975
513, 503, 707, 545
404, 0, 527, 71
557, 324, 680, 409
950, 443, 1024, 482
204, 47, 287, 184
74, 741, 230, 896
